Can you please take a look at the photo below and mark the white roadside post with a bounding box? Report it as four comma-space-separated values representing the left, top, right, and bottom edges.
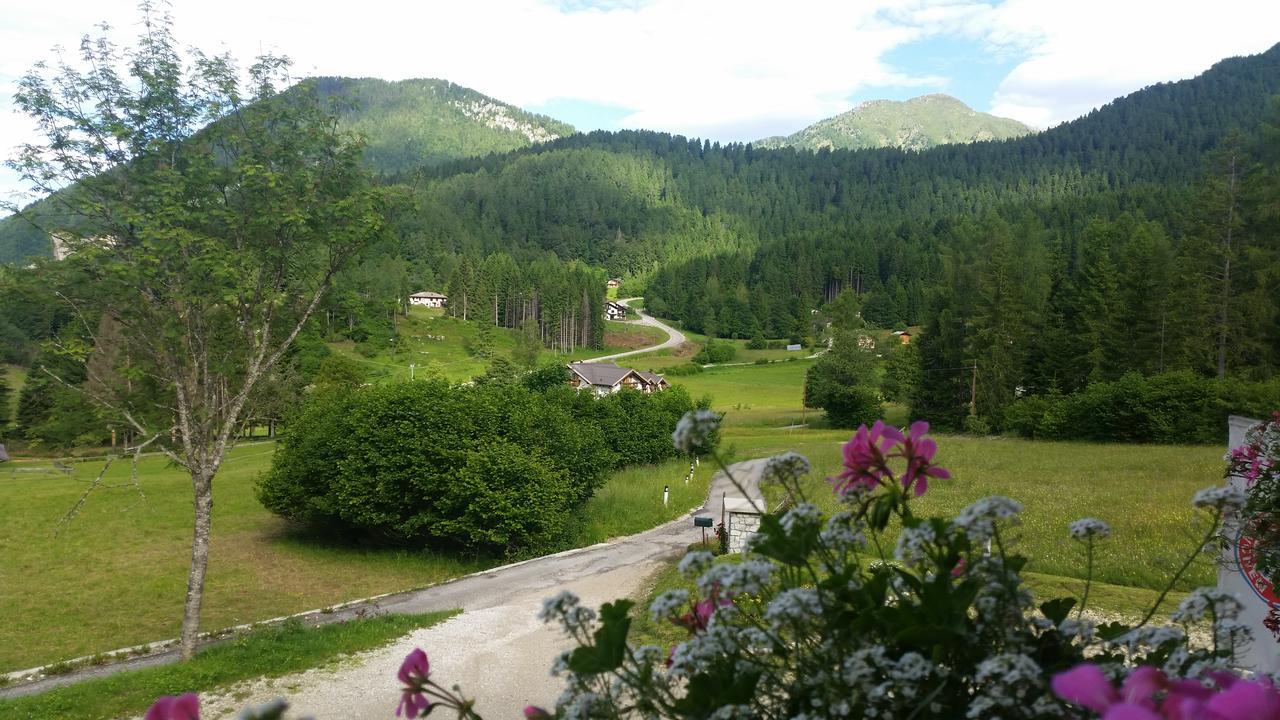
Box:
1218, 415, 1280, 674
663, 485, 669, 507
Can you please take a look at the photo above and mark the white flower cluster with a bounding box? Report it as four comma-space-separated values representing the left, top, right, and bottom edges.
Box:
780, 502, 823, 535
1111, 625, 1186, 658
1057, 617, 1096, 643
1171, 587, 1244, 624
697, 559, 774, 597
761, 451, 811, 484
672, 409, 720, 454
648, 589, 690, 622
894, 523, 938, 567
820, 511, 866, 553
840, 647, 942, 715
967, 653, 1064, 719
1068, 517, 1112, 541
952, 496, 1023, 543
538, 590, 596, 632
1191, 485, 1247, 512
764, 587, 822, 630
668, 625, 740, 679
677, 550, 715, 578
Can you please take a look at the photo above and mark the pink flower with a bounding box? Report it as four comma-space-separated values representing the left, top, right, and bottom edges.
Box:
1102, 705, 1162, 720
144, 694, 199, 720
396, 648, 431, 718
900, 421, 951, 496
830, 420, 950, 498
1119, 666, 1167, 709
523, 706, 553, 719
1053, 663, 1119, 714
1205, 677, 1280, 719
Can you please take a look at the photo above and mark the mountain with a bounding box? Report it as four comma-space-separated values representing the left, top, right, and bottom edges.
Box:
0, 77, 575, 264
754, 94, 1033, 152
314, 77, 575, 174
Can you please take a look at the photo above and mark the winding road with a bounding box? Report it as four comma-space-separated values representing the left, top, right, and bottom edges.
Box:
584, 297, 686, 364
191, 458, 767, 719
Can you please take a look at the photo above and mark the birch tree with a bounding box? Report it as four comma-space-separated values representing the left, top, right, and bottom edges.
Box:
7, 5, 383, 659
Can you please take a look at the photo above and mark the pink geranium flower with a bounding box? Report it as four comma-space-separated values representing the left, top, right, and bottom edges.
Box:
524, 706, 553, 719
144, 694, 199, 720
829, 420, 950, 498
396, 648, 432, 718
1053, 663, 1280, 719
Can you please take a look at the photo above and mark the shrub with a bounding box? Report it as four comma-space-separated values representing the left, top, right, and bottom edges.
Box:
1008, 372, 1280, 443
692, 339, 737, 365
746, 332, 767, 350
663, 362, 704, 376
258, 380, 615, 555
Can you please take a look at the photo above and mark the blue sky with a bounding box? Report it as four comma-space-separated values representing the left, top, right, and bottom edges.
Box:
2, 0, 1279, 205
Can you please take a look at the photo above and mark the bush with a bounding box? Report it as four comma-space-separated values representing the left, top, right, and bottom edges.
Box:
259, 380, 614, 555
663, 363, 704, 376
962, 414, 991, 436
258, 379, 696, 556
746, 332, 767, 350
692, 340, 737, 365
754, 358, 769, 365
1006, 372, 1280, 443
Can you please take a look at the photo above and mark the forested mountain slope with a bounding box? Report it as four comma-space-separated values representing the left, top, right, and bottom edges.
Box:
0, 76, 573, 264
754, 93, 1032, 151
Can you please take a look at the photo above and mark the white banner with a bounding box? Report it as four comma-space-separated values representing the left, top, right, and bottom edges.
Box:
1218, 415, 1279, 674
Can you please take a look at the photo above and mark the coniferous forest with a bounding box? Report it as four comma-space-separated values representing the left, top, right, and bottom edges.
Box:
2, 42, 1279, 440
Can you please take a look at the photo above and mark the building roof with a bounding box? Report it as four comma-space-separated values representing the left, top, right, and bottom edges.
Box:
606, 300, 627, 310
636, 371, 667, 386
410, 291, 447, 299
568, 362, 640, 388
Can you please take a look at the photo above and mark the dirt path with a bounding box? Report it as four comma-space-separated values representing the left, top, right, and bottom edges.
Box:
194, 458, 768, 719
585, 298, 686, 363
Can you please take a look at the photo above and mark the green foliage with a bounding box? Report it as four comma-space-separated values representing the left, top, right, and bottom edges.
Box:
1006, 371, 1280, 443
312, 354, 367, 393
755, 94, 1032, 152
803, 333, 883, 427
693, 339, 737, 364
0, 612, 458, 720
258, 379, 695, 555
881, 340, 921, 404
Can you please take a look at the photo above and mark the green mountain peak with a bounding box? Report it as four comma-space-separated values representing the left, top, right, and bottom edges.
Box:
755, 93, 1034, 152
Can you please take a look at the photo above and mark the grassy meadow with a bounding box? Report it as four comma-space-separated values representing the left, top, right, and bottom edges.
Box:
0, 309, 1233, 679
0, 611, 458, 720
328, 307, 671, 382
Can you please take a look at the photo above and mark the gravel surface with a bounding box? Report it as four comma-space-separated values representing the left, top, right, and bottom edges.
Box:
584, 298, 687, 363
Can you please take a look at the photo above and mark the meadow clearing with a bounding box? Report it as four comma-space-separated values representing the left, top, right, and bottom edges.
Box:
0, 323, 1229, 678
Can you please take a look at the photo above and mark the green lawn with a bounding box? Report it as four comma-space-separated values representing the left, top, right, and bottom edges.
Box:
0, 441, 727, 673
0, 443, 486, 672
668, 360, 816, 427
726, 428, 1222, 592
0, 611, 458, 720
329, 309, 672, 381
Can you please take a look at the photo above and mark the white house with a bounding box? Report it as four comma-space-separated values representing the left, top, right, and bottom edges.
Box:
567, 362, 669, 395
605, 301, 628, 321
409, 291, 447, 309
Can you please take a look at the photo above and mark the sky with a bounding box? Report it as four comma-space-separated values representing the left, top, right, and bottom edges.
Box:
1, 0, 1279, 206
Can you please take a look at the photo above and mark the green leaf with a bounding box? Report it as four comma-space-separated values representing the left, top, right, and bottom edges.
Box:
1039, 597, 1077, 625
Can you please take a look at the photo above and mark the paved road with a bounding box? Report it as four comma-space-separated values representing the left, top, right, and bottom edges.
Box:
585, 297, 687, 364
191, 458, 768, 720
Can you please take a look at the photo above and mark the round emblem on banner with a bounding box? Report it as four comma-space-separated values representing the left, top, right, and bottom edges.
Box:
1236, 521, 1280, 606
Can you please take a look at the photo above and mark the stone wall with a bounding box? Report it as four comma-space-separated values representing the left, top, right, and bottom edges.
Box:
728, 511, 761, 553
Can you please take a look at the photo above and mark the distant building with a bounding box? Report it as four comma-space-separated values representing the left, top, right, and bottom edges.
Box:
567, 362, 668, 395
605, 301, 628, 321
606, 278, 622, 289
636, 371, 671, 392
892, 330, 913, 345
856, 335, 876, 350
409, 291, 448, 308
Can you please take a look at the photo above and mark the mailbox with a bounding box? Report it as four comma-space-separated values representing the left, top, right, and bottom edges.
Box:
693, 516, 714, 528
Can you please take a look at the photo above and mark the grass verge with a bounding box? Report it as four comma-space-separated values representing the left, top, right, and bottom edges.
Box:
0, 610, 458, 720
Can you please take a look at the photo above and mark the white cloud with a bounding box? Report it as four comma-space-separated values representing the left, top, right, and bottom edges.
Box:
980, 0, 1280, 128
0, 0, 1278, 205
